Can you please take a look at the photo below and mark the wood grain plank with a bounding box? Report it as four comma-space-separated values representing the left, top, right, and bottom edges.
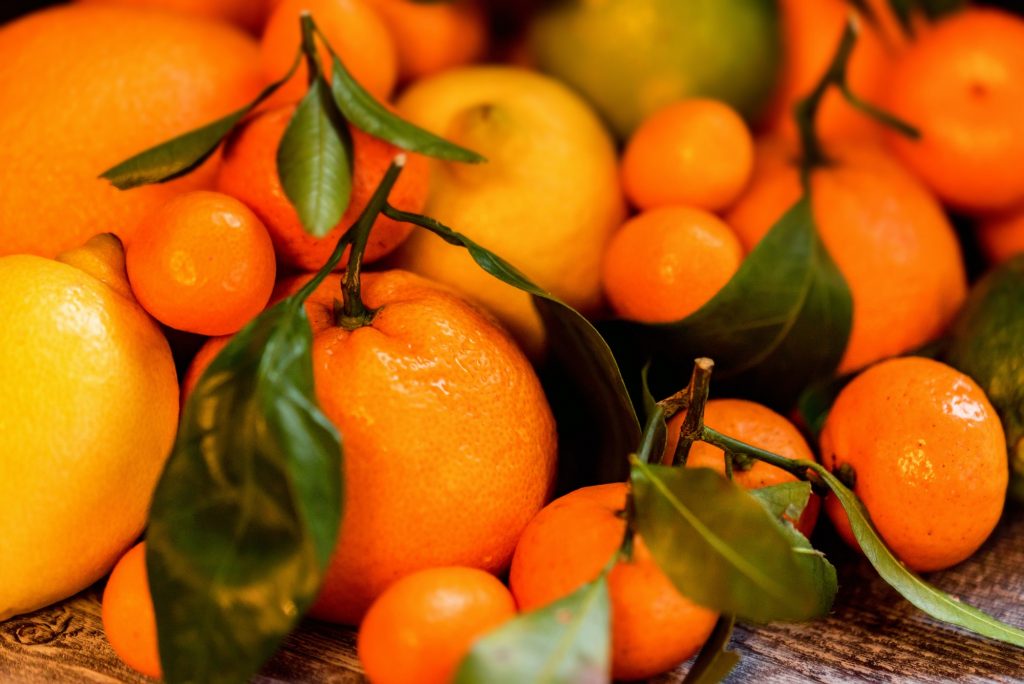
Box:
2, 511, 1022, 683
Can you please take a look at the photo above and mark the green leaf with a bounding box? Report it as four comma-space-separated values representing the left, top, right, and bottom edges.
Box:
277, 77, 353, 237
749, 481, 811, 522
328, 53, 484, 163
601, 197, 853, 409
145, 221, 355, 684
383, 205, 640, 485
101, 54, 302, 189
454, 574, 611, 684
807, 462, 1024, 647
630, 461, 834, 623
681, 615, 740, 684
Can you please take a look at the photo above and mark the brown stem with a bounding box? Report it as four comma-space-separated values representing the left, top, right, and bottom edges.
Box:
669, 358, 714, 466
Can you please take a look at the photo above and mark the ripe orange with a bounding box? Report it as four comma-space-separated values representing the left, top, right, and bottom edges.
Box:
181, 335, 231, 404
126, 191, 276, 336
601, 207, 743, 324
260, 0, 398, 105
77, 0, 274, 33
102, 543, 160, 679
364, 0, 486, 82
510, 483, 717, 681
357, 566, 516, 684
0, 5, 264, 258
621, 99, 754, 212
884, 8, 1024, 213
216, 105, 426, 271
725, 138, 966, 374
978, 206, 1024, 266
664, 399, 820, 537
765, 0, 900, 143
271, 270, 555, 623
820, 356, 1008, 572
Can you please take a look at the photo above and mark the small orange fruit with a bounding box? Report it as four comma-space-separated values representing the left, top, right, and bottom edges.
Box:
621, 98, 754, 212
126, 191, 276, 336
363, 0, 486, 82
102, 543, 160, 679
181, 335, 232, 404
725, 138, 967, 373
820, 356, 1008, 572
77, 0, 273, 33
260, 0, 398, 105
357, 566, 516, 684
664, 399, 820, 537
883, 8, 1024, 213
216, 105, 426, 271
601, 207, 743, 324
510, 483, 718, 681
978, 206, 1024, 266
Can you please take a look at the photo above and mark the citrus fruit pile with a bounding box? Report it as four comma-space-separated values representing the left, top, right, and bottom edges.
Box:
1, 1, 1023, 683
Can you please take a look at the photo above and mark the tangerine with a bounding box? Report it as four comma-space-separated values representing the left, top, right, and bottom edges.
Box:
102, 543, 160, 679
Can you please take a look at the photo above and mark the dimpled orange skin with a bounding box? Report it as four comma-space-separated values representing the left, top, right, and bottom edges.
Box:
260, 0, 397, 106
978, 207, 1024, 266
510, 483, 717, 681
102, 543, 160, 679
820, 357, 1008, 572
364, 0, 486, 82
357, 566, 516, 684
884, 9, 1024, 214
285, 271, 558, 623
0, 5, 264, 258
621, 99, 754, 212
126, 192, 276, 336
216, 106, 426, 271
601, 207, 743, 324
725, 139, 967, 374
664, 399, 820, 537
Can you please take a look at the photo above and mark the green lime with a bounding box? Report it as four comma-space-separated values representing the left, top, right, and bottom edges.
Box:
528, 0, 782, 138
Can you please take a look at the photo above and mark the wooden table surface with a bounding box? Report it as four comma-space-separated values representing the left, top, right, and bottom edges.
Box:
2, 509, 1022, 684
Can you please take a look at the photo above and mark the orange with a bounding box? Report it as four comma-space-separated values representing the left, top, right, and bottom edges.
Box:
364, 0, 486, 82
664, 399, 820, 537
260, 0, 398, 105
77, 0, 274, 33
978, 206, 1024, 266
357, 566, 516, 684
0, 5, 264, 259
102, 543, 160, 679
820, 357, 1007, 572
621, 99, 754, 212
765, 0, 900, 144
725, 138, 966, 374
181, 335, 231, 404
269, 270, 554, 623
216, 105, 426, 271
126, 191, 276, 336
884, 8, 1024, 213
601, 207, 743, 324
510, 483, 717, 681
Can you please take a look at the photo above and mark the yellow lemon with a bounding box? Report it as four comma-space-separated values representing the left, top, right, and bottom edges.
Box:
0, 235, 179, 619
395, 66, 625, 355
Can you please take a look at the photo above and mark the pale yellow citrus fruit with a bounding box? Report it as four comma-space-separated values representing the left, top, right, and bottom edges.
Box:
395, 66, 625, 355
0, 235, 179, 620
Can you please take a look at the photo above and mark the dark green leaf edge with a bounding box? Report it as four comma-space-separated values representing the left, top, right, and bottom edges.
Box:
681, 615, 740, 684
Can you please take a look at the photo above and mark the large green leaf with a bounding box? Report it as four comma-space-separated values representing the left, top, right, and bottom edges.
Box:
630, 461, 835, 623
454, 574, 611, 684
277, 77, 354, 237
749, 481, 811, 521
601, 198, 852, 409
328, 53, 484, 163
383, 205, 640, 485
808, 462, 1024, 647
681, 615, 740, 684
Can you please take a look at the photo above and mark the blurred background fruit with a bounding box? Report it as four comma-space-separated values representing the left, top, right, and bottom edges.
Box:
102, 543, 161, 679
601, 207, 743, 324
0, 4, 264, 258
977, 206, 1024, 265
821, 357, 1007, 572
395, 66, 624, 355
0, 235, 178, 619
78, 0, 274, 33
528, 0, 782, 138
358, 566, 516, 684
126, 191, 276, 336
510, 483, 718, 681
